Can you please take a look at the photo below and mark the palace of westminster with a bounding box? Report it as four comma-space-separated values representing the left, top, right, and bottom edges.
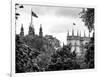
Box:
19, 20, 91, 55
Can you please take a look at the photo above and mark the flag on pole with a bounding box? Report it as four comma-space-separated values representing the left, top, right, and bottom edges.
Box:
15, 13, 20, 16
73, 23, 76, 25
30, 9, 38, 26
31, 11, 38, 18
19, 5, 24, 8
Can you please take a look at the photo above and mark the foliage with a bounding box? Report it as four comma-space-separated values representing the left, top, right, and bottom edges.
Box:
46, 44, 80, 71
16, 35, 40, 73
45, 35, 61, 48
80, 8, 95, 68
85, 33, 94, 68
15, 34, 60, 72
16, 33, 94, 73
80, 8, 94, 32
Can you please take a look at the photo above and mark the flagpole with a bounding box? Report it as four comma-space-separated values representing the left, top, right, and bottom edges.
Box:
31, 8, 32, 25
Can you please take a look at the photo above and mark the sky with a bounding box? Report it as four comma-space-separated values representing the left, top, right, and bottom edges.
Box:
16, 4, 90, 45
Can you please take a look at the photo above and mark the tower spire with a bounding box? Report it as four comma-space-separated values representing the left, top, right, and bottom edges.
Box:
84, 30, 86, 37
72, 29, 74, 36
80, 31, 81, 37
63, 42, 65, 47
28, 23, 35, 35
20, 24, 24, 37
39, 24, 43, 37
77, 30, 79, 36
67, 30, 69, 36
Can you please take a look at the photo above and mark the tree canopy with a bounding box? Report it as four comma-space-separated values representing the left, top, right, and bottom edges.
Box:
80, 8, 94, 32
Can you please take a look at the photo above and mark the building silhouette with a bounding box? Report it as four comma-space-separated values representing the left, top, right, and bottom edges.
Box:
19, 23, 43, 38
28, 22, 35, 36
67, 29, 90, 55
20, 24, 24, 37
39, 24, 43, 37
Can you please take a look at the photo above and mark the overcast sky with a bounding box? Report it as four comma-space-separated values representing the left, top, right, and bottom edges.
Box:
16, 4, 89, 45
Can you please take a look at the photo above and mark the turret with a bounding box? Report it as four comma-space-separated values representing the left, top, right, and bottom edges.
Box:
84, 30, 86, 37
39, 24, 43, 37
80, 31, 81, 37
67, 30, 69, 36
20, 24, 24, 37
77, 30, 79, 36
28, 23, 35, 35
72, 29, 74, 36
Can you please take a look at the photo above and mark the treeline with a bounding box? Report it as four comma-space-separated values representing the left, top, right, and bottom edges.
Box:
15, 33, 94, 73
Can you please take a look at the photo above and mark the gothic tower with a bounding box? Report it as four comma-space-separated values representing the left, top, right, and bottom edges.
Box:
28, 8, 35, 36
84, 31, 86, 37
67, 30, 69, 36
77, 30, 79, 36
28, 23, 35, 35
80, 31, 81, 37
72, 29, 74, 36
39, 24, 43, 37
20, 24, 24, 37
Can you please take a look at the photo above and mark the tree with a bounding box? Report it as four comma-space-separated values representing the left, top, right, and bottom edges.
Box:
80, 8, 94, 32
85, 33, 94, 68
46, 44, 80, 71
80, 8, 95, 69
15, 35, 40, 73
45, 35, 61, 48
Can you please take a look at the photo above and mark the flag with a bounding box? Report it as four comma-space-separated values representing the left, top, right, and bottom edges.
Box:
15, 13, 20, 20
15, 3, 19, 6
31, 11, 38, 18
73, 23, 76, 25
15, 16, 18, 19
19, 5, 24, 8
15, 13, 20, 16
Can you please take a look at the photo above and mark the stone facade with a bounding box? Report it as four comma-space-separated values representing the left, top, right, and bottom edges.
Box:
67, 30, 90, 55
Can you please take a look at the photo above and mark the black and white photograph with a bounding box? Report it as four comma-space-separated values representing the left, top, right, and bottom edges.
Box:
15, 3, 94, 73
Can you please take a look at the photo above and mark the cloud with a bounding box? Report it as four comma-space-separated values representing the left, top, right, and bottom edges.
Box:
39, 15, 74, 34
22, 5, 83, 18
49, 23, 67, 33
55, 7, 82, 18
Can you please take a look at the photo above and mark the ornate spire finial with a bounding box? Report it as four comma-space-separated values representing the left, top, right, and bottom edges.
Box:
40, 24, 42, 28
72, 29, 74, 36
28, 23, 35, 35
39, 24, 43, 37
21, 24, 23, 31
21, 24, 23, 27
84, 30, 86, 37
20, 24, 24, 32
67, 30, 69, 36
20, 24, 24, 36
77, 30, 79, 36
80, 31, 81, 37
